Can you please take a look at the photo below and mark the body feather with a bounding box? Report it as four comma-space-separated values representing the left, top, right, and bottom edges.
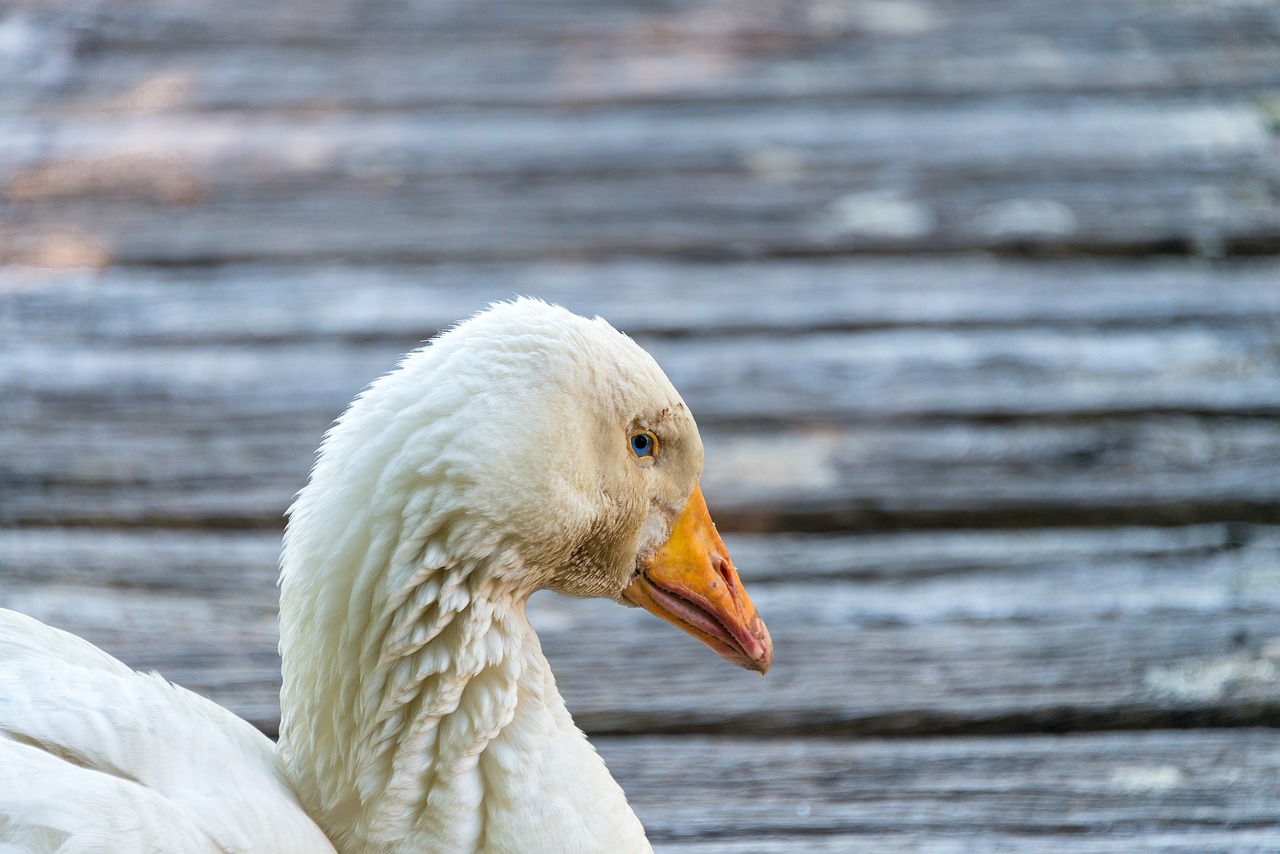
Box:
0, 610, 336, 853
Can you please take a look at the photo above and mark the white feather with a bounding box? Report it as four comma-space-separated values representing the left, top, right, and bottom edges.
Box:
2, 300, 703, 853
0, 611, 335, 852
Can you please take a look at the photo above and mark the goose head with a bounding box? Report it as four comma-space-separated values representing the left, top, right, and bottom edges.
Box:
439, 298, 771, 670
424, 299, 774, 671
281, 297, 770, 689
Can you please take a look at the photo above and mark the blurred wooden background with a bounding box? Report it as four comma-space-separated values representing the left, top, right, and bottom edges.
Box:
3, 0, 1280, 850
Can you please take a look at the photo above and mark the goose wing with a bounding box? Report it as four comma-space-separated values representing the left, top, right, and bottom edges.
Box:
0, 609, 336, 853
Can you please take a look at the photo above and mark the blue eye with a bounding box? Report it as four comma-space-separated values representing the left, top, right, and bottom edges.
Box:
630, 432, 655, 458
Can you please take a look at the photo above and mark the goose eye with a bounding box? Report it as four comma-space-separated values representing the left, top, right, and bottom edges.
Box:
629, 432, 656, 458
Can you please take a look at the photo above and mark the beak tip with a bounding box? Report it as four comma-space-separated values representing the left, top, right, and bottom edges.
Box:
741, 634, 773, 675
748, 618, 774, 675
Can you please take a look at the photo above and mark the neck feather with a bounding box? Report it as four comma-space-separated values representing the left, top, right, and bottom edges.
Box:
280, 550, 649, 854
277, 351, 651, 853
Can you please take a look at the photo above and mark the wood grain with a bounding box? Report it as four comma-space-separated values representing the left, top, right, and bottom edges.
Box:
7, 259, 1278, 342
5, 258, 1278, 529
605, 730, 1280, 851
5, 102, 1276, 263
16, 0, 1280, 111
7, 526, 1279, 737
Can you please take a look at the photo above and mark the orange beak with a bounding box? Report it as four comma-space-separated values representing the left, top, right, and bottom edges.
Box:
623, 485, 773, 673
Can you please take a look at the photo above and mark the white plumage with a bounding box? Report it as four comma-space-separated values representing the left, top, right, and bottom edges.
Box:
0, 299, 772, 853
0, 610, 335, 852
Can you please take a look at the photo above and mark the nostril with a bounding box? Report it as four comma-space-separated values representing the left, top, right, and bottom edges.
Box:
713, 554, 734, 592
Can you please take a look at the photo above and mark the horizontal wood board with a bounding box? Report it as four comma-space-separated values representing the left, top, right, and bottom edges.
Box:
611, 730, 1280, 851
9, 0, 1280, 108
5, 524, 1280, 736
4, 107, 1277, 263
4, 259, 1280, 531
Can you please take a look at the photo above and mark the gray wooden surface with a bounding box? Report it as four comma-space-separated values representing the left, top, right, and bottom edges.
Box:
4, 0, 1280, 850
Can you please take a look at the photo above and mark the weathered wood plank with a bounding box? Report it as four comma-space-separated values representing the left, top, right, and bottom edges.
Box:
5, 527, 1279, 735
5, 324, 1279, 528
544, 597, 1280, 737
5, 259, 1280, 343
3, 99, 1274, 263
8, 167, 1273, 263
9, 0, 1280, 143
44, 42, 1280, 114
5, 416, 1279, 530
7, 322, 1278, 423
6, 257, 1277, 525
657, 833, 1280, 854
726, 524, 1249, 582
11, 102, 1262, 177
16, 0, 1280, 62
603, 730, 1280, 851
0, 528, 280, 593
2, 523, 1256, 589
5, 259, 1278, 527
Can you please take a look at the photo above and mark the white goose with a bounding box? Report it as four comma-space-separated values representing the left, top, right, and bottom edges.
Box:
0, 299, 773, 853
